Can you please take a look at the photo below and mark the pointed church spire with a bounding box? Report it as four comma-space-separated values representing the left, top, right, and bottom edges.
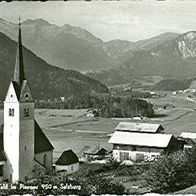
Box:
13, 17, 25, 86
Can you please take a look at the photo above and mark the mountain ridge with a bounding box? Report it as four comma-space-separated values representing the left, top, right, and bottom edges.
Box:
0, 31, 109, 100
0, 18, 181, 72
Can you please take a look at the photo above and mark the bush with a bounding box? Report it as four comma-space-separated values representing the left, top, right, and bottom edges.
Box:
0, 171, 126, 195
145, 147, 196, 193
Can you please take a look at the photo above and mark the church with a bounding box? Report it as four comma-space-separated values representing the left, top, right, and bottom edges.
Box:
0, 21, 54, 182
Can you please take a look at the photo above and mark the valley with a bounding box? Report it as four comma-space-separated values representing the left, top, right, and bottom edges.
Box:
0, 90, 195, 162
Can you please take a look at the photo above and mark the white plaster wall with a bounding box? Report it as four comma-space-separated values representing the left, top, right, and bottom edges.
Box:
55, 162, 79, 174
4, 101, 20, 182
3, 83, 35, 182
113, 149, 160, 162
35, 151, 53, 172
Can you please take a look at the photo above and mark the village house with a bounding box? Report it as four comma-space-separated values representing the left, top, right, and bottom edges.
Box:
0, 21, 54, 182
55, 149, 79, 174
108, 131, 183, 162
115, 122, 164, 133
180, 132, 196, 140
79, 145, 109, 161
179, 132, 196, 149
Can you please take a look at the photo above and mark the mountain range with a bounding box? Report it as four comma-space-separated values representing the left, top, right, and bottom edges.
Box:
0, 18, 180, 72
1, 18, 196, 87
0, 31, 109, 100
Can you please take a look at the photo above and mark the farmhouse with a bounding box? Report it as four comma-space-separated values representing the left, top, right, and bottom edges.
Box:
115, 122, 164, 133
108, 131, 183, 162
55, 150, 79, 174
0, 22, 54, 182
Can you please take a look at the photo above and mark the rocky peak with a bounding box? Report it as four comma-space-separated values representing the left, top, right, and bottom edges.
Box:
174, 31, 196, 58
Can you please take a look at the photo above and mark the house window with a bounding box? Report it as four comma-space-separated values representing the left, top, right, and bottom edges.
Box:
120, 152, 129, 160
9, 108, 14, 117
131, 146, 136, 151
24, 108, 30, 117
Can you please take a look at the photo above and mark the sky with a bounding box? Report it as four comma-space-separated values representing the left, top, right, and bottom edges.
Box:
0, 1, 196, 41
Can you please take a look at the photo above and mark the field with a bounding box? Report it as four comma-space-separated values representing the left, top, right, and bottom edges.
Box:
1, 91, 196, 162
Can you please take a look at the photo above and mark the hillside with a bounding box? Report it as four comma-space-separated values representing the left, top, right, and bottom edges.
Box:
2, 18, 196, 88
103, 32, 179, 59
87, 32, 196, 86
0, 32, 109, 100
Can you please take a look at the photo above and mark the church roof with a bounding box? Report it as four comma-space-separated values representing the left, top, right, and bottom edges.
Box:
9, 21, 34, 103
13, 20, 25, 86
0, 120, 54, 161
55, 150, 79, 166
34, 120, 54, 153
11, 81, 21, 100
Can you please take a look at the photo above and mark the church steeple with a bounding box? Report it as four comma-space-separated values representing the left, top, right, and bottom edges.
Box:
13, 17, 25, 86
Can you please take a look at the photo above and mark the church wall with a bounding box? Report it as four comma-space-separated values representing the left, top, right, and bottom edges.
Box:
4, 100, 20, 182
19, 102, 35, 181
35, 151, 53, 172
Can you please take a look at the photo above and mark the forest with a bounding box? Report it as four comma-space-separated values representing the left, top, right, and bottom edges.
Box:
35, 93, 154, 118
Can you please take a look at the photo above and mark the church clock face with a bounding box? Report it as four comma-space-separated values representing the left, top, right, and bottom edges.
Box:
9, 94, 14, 101
24, 93, 29, 101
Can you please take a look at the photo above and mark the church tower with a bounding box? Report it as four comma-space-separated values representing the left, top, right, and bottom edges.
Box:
3, 19, 35, 182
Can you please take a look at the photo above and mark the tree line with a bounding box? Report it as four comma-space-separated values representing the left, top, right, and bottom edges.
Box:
35, 93, 154, 118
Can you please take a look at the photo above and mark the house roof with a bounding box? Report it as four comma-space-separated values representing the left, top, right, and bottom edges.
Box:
80, 145, 108, 155
0, 120, 54, 161
108, 131, 173, 148
180, 132, 196, 139
55, 149, 79, 165
115, 122, 164, 133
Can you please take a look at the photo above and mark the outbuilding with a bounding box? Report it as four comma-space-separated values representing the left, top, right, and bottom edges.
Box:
79, 145, 109, 161
55, 150, 79, 174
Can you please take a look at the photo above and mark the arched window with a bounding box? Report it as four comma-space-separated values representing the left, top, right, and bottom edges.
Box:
9, 108, 14, 117
43, 154, 47, 167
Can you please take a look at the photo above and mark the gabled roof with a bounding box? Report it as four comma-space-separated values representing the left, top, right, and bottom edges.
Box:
115, 122, 164, 133
80, 145, 108, 155
34, 120, 54, 153
0, 120, 54, 161
180, 132, 196, 139
10, 80, 34, 102
11, 81, 21, 100
108, 131, 173, 148
55, 149, 79, 166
